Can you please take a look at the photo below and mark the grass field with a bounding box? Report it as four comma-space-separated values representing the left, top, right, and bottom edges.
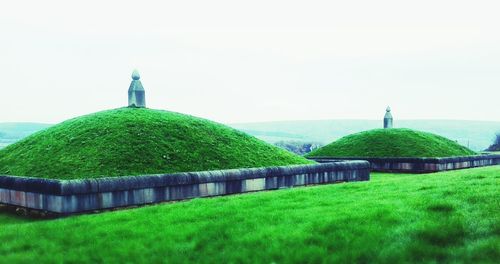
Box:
1, 166, 498, 263
307, 128, 476, 158
0, 108, 311, 179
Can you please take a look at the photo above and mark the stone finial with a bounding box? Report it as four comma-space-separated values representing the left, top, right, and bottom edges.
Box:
384, 106, 393, 129
128, 69, 146, 108
131, 69, 140, 80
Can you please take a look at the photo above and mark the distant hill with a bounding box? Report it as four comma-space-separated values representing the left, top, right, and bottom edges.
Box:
0, 123, 52, 149
306, 128, 476, 158
230, 120, 500, 151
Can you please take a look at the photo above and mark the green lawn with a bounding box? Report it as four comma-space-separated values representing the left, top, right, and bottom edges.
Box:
1, 166, 499, 263
306, 128, 476, 158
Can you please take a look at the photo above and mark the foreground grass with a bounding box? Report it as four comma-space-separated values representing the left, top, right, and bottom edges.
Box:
0, 108, 311, 179
307, 128, 476, 158
1, 166, 499, 263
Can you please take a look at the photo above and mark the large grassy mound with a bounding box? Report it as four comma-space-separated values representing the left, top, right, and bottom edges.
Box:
1, 166, 499, 263
0, 108, 312, 179
306, 128, 476, 158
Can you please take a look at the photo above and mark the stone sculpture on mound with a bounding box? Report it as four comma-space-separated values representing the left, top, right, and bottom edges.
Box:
384, 106, 393, 129
128, 69, 146, 108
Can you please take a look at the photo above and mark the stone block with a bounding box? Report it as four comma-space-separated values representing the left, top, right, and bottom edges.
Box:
265, 177, 278, 190
144, 188, 155, 204
99, 192, 114, 209
0, 188, 10, 203
111, 191, 129, 207
243, 178, 266, 192
9, 190, 26, 207
46, 195, 63, 213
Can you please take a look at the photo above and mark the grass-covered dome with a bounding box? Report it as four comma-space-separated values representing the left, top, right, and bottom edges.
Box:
0, 108, 312, 179
306, 128, 476, 158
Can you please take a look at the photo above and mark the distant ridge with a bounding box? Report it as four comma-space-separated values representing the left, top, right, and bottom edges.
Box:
231, 119, 500, 151
0, 122, 52, 136
0, 122, 52, 148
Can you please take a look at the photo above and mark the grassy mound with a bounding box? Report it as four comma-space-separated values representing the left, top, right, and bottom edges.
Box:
1, 166, 499, 263
306, 128, 476, 158
0, 108, 312, 179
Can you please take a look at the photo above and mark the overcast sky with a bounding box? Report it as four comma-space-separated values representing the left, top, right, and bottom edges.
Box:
1, 0, 499, 124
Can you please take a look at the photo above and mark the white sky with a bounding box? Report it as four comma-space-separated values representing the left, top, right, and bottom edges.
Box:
1, 0, 499, 124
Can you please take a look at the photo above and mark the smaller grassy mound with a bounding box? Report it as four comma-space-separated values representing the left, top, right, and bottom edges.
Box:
306, 128, 476, 158
0, 108, 312, 179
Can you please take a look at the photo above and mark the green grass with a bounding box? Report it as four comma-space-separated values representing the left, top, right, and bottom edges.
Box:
306, 128, 476, 158
1, 166, 498, 263
0, 108, 312, 179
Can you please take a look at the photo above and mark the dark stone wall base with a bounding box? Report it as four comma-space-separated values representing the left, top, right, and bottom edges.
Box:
0, 161, 370, 214
310, 155, 500, 173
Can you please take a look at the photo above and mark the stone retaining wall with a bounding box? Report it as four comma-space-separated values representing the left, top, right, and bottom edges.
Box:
310, 155, 500, 173
0, 161, 370, 214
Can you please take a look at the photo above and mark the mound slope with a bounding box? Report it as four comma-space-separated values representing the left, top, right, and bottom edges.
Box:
0, 108, 312, 179
306, 128, 476, 158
